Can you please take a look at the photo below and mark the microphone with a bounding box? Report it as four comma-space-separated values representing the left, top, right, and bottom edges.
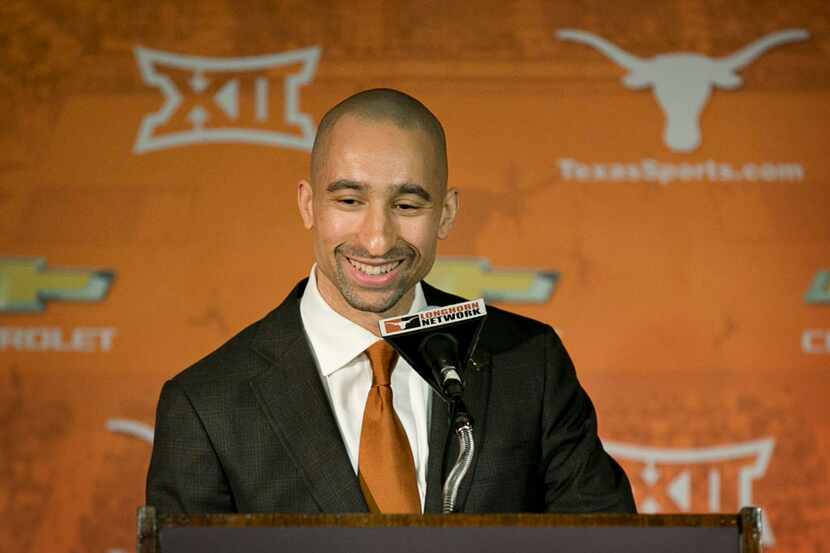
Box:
378, 298, 487, 403
378, 298, 487, 514
419, 332, 464, 399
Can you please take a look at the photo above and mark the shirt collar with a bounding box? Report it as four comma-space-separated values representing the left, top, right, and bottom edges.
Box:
300, 265, 427, 376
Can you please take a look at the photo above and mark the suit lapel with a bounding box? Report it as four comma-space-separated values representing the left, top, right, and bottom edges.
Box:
422, 283, 493, 513
248, 281, 367, 513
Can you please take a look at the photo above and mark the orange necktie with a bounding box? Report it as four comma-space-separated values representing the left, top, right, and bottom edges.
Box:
358, 341, 421, 513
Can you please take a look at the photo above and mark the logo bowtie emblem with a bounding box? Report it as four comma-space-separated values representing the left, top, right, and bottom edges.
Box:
0, 257, 114, 313
133, 46, 320, 153
426, 257, 557, 304
805, 270, 830, 304
557, 29, 808, 152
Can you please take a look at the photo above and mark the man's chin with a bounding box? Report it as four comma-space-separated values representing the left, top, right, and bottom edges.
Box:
342, 290, 406, 314
331, 264, 409, 308
335, 277, 413, 315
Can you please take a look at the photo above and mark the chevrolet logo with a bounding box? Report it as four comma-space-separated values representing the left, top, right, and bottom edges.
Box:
0, 258, 114, 313
805, 270, 830, 304
426, 257, 557, 303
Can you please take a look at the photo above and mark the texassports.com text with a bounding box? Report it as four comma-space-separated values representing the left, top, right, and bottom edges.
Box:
558, 158, 805, 185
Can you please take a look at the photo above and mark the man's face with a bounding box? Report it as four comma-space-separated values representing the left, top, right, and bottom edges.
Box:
298, 114, 457, 321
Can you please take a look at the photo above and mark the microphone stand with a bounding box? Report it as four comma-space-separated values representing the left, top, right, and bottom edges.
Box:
410, 331, 482, 513
442, 394, 475, 514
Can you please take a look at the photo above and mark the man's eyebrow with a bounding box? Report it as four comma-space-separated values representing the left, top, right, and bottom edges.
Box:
325, 179, 365, 193
325, 180, 432, 202
395, 183, 432, 202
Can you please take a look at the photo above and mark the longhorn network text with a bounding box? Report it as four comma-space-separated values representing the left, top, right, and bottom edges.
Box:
558, 158, 804, 185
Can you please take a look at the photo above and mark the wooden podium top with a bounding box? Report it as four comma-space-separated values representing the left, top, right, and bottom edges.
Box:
139, 506, 763, 553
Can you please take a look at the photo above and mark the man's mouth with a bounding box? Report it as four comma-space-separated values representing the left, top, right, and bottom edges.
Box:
346, 257, 403, 276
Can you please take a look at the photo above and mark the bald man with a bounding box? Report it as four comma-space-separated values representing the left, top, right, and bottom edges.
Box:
146, 89, 635, 514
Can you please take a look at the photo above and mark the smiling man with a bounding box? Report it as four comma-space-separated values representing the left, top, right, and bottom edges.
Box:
146, 89, 635, 515
297, 96, 457, 332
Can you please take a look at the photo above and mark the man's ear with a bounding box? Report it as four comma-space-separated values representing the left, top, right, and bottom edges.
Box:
297, 179, 314, 230
437, 187, 459, 239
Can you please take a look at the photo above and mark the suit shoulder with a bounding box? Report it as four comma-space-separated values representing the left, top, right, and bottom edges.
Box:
480, 303, 553, 351
171, 281, 306, 388
171, 310, 273, 387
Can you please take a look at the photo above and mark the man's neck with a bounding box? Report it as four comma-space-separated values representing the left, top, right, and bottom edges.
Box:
314, 268, 415, 336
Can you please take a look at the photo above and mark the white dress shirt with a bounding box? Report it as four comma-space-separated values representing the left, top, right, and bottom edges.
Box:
299, 266, 432, 510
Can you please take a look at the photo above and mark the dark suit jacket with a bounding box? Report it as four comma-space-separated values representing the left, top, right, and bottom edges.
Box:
146, 279, 635, 514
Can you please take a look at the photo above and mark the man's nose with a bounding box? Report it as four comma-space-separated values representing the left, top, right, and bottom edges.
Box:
358, 203, 396, 256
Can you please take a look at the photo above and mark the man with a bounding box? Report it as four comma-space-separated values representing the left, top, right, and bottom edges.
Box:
146, 89, 635, 514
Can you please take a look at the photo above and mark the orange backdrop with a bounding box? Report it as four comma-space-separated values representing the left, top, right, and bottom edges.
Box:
1, 1, 829, 552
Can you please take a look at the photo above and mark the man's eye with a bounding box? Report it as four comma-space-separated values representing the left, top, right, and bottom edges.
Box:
337, 197, 361, 206
394, 203, 420, 211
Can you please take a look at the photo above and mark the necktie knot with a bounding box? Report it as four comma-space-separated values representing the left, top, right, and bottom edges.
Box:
366, 341, 397, 386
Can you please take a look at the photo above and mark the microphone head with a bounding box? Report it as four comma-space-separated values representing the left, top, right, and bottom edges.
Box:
419, 332, 464, 398
379, 299, 487, 401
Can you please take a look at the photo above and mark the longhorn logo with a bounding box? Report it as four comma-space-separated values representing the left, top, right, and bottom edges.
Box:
134, 46, 320, 153
557, 29, 809, 152
605, 438, 776, 545
383, 315, 421, 334
106, 418, 155, 444
426, 257, 558, 304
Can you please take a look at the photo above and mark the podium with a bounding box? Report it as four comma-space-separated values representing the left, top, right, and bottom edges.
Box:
137, 506, 762, 552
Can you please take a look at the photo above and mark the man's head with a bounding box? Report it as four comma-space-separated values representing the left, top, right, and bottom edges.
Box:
297, 89, 459, 331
